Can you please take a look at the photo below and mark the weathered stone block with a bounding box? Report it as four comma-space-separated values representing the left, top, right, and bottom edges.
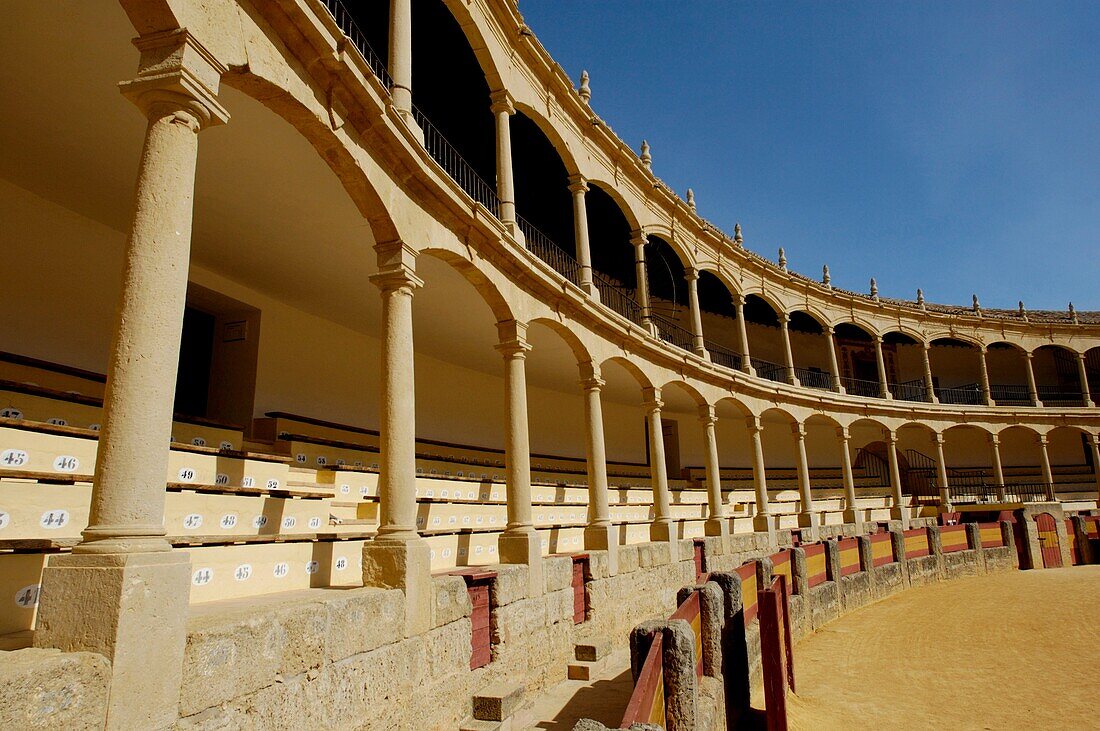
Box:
543, 555, 574, 593
0, 648, 109, 730
431, 575, 472, 628
491, 564, 530, 607
618, 545, 641, 574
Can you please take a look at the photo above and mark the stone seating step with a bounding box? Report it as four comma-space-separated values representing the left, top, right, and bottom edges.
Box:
472, 682, 525, 722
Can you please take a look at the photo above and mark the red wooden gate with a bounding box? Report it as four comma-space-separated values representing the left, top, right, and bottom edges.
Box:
759, 574, 795, 730
571, 555, 590, 624
1036, 513, 1062, 568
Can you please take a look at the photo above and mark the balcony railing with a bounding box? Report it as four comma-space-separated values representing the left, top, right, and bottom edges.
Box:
591, 272, 646, 326
794, 367, 832, 391
321, 0, 394, 88
707, 342, 742, 371
412, 105, 500, 217
841, 376, 883, 398
651, 314, 696, 352
991, 384, 1032, 406
751, 358, 788, 384
1037, 385, 1087, 407
936, 383, 983, 405
516, 216, 581, 286
891, 379, 927, 402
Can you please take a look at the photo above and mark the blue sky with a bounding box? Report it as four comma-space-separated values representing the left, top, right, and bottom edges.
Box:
518, 1, 1100, 310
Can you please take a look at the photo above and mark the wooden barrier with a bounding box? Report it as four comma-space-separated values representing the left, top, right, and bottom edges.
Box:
770, 549, 794, 594
449, 567, 496, 669
978, 522, 1005, 549
837, 537, 861, 576
758, 574, 795, 731
903, 527, 931, 559
738, 562, 759, 625
669, 590, 704, 678
620, 632, 665, 728
803, 543, 828, 588
940, 524, 969, 553
869, 532, 895, 567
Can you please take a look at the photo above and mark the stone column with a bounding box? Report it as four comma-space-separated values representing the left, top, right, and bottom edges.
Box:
685, 267, 709, 359
1077, 352, 1093, 406
874, 335, 892, 399
792, 423, 818, 537
496, 321, 543, 595
989, 433, 1007, 502
733, 293, 755, 376
580, 361, 616, 573
699, 405, 727, 538
826, 326, 844, 393
921, 340, 938, 403
644, 388, 674, 543
389, 0, 419, 133
1089, 434, 1100, 508
33, 31, 228, 730
838, 427, 860, 526
748, 416, 772, 533
885, 430, 906, 525
363, 242, 433, 636
977, 346, 992, 405
632, 232, 654, 333
490, 90, 519, 234
1037, 434, 1055, 500
569, 175, 597, 297
779, 312, 798, 385
1024, 351, 1040, 406
933, 433, 952, 511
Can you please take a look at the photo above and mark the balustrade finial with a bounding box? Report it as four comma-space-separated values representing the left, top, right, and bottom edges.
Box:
822, 264, 831, 287
579, 70, 591, 104
686, 188, 696, 211
1069, 302, 1078, 324
640, 139, 651, 169
1018, 300, 1027, 320
972, 293, 981, 315
916, 288, 925, 308
870, 277, 879, 300
778, 247, 787, 271
734, 222, 743, 245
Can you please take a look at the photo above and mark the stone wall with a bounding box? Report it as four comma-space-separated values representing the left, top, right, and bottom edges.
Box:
0, 648, 109, 730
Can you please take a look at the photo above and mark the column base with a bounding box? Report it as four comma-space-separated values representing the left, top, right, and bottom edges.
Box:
797, 511, 820, 541
704, 517, 729, 539
499, 530, 544, 597
752, 513, 774, 534
34, 550, 191, 730
841, 508, 862, 526
650, 519, 676, 544
584, 523, 618, 575
580, 280, 600, 300
362, 537, 432, 637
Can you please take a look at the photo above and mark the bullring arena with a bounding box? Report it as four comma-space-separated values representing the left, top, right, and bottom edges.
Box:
0, 1, 1098, 729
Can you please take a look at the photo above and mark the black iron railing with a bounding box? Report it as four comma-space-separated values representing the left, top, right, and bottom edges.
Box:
903, 449, 1053, 504
935, 383, 983, 405
651, 314, 696, 352
841, 376, 883, 398
892, 379, 927, 402
516, 216, 581, 286
412, 105, 500, 217
592, 271, 646, 326
794, 367, 832, 390
990, 384, 1032, 406
1037, 385, 1086, 406
320, 0, 393, 88
707, 341, 742, 371
751, 358, 788, 384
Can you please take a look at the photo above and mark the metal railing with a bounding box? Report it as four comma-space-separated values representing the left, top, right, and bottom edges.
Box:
650, 314, 696, 352
891, 379, 927, 402
516, 216, 581, 286
591, 271, 646, 325
752, 358, 788, 384
936, 383, 983, 405
412, 105, 500, 217
1037, 385, 1087, 406
990, 383, 1032, 406
841, 376, 883, 398
794, 367, 831, 390
320, 0, 393, 88
707, 341, 742, 371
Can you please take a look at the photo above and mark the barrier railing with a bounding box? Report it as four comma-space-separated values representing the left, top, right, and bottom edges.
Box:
1037, 385, 1086, 406
936, 383, 983, 405
841, 376, 882, 398
803, 543, 828, 588
870, 531, 895, 566
769, 548, 795, 595
794, 367, 832, 390
619, 632, 665, 727
707, 341, 742, 371
978, 522, 1005, 548
940, 524, 969, 553
650, 313, 696, 352
515, 216, 581, 286
591, 271, 646, 326
412, 105, 501, 217
892, 379, 927, 402
837, 537, 861, 576
991, 383, 1032, 406
320, 0, 393, 88
752, 357, 788, 384
759, 574, 795, 731
669, 590, 705, 678
738, 561, 759, 624
903, 527, 931, 559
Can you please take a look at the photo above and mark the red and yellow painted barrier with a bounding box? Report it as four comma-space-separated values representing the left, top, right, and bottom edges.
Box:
838, 537, 861, 576
620, 633, 665, 727
870, 532, 895, 567
940, 524, 969, 553
738, 562, 759, 624
769, 549, 794, 595
804, 543, 827, 588
669, 590, 704, 678
904, 527, 930, 559
978, 522, 1005, 548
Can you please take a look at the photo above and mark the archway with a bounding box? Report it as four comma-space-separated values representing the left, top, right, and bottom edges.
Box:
987, 342, 1032, 406
787, 311, 833, 390
743, 295, 786, 383
929, 338, 984, 405
1032, 345, 1084, 406
834, 323, 885, 397
882, 332, 926, 401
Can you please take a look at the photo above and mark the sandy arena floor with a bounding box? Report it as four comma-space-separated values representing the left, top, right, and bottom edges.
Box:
782, 567, 1100, 730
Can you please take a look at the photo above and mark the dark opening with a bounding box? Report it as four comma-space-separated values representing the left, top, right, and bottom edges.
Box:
587, 184, 634, 286
174, 306, 215, 418
743, 295, 780, 328
512, 112, 572, 250
646, 236, 686, 314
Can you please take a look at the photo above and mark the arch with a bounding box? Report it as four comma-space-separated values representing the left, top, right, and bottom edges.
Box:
696, 263, 743, 297
987, 340, 1027, 353
528, 316, 592, 365
804, 412, 844, 429
646, 235, 689, 309
882, 327, 926, 346
585, 177, 644, 234
642, 225, 695, 269
992, 423, 1042, 439
760, 406, 802, 426
714, 394, 754, 418
418, 247, 514, 323
787, 309, 826, 335
599, 355, 654, 392
587, 182, 637, 287
928, 334, 983, 349
739, 286, 785, 316
742, 293, 782, 327
511, 109, 574, 252
835, 319, 881, 340
1031, 342, 1083, 356
436, 0, 506, 90
696, 270, 737, 319
786, 307, 829, 333
513, 101, 580, 177
658, 379, 708, 408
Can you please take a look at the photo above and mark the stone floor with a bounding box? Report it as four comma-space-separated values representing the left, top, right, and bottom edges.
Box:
525, 649, 634, 730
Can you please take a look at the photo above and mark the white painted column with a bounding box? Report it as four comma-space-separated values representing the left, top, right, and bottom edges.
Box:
921, 341, 938, 403
699, 405, 727, 537
989, 433, 1007, 502
633, 233, 654, 332
580, 361, 616, 573
978, 346, 992, 405
734, 294, 755, 376
885, 429, 907, 525
838, 427, 860, 525
1037, 434, 1055, 500
779, 312, 798, 385
569, 175, 596, 297
496, 321, 543, 594
874, 335, 892, 399
793, 423, 818, 536
644, 388, 674, 543
1077, 352, 1093, 406
748, 416, 772, 533
933, 433, 952, 511
1024, 351, 1040, 406
34, 33, 230, 729
826, 326, 844, 393
685, 267, 709, 359
490, 91, 518, 231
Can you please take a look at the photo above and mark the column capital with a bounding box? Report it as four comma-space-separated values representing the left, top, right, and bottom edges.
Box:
989, 432, 1001, 446
933, 432, 946, 445
1024, 350, 1035, 360
121, 29, 229, 128
1090, 433, 1100, 447
567, 174, 589, 195
826, 325, 836, 336
495, 336, 531, 360
779, 311, 791, 325
370, 241, 423, 292
884, 429, 899, 444
791, 422, 806, 439
873, 334, 885, 344
697, 404, 717, 425
1036, 433, 1049, 446
578, 360, 602, 383
746, 415, 764, 434
630, 230, 648, 249
835, 426, 850, 441
684, 266, 700, 282
489, 89, 515, 115
732, 292, 747, 307
641, 386, 663, 412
